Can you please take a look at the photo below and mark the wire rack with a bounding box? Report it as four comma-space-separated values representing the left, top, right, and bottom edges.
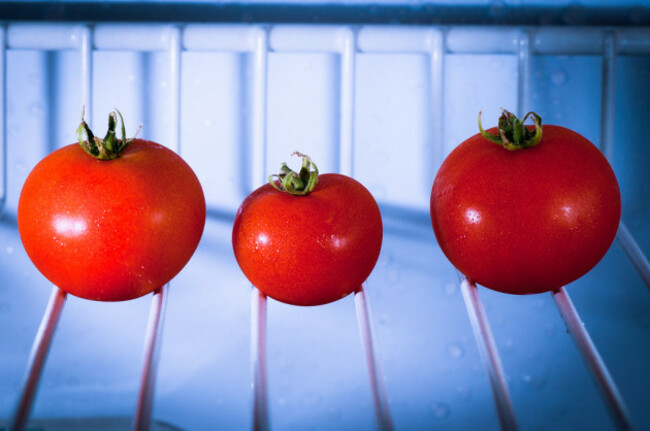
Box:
0, 22, 648, 431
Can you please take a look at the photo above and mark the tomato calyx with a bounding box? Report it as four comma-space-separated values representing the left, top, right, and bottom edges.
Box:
76, 108, 142, 160
268, 152, 319, 196
478, 109, 543, 151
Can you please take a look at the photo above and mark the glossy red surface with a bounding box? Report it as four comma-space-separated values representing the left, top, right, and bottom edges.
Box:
430, 125, 621, 294
17, 139, 206, 301
232, 173, 383, 306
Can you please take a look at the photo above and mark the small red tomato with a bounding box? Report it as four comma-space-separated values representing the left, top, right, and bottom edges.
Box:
18, 110, 206, 301
232, 153, 383, 306
430, 110, 621, 295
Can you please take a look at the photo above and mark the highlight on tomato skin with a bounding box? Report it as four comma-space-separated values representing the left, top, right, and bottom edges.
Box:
430, 110, 621, 295
17, 109, 207, 302
232, 152, 383, 306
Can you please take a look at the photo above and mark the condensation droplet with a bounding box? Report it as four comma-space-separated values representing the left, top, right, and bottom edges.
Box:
444, 282, 457, 296
278, 398, 287, 406
530, 298, 545, 308
431, 402, 451, 419
447, 343, 465, 359
387, 269, 400, 283
303, 392, 322, 406
29, 103, 45, 116
369, 150, 389, 164
490, 58, 504, 69
551, 70, 567, 85
489, 0, 506, 18
523, 372, 547, 390
328, 408, 341, 420
6, 246, 14, 254
65, 376, 80, 387
456, 385, 471, 400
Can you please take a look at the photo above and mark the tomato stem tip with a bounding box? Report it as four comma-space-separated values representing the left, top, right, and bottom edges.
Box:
478, 109, 543, 150
268, 152, 319, 196
77, 108, 138, 160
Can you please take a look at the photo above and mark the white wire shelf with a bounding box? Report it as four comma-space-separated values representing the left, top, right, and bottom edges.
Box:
0, 22, 648, 431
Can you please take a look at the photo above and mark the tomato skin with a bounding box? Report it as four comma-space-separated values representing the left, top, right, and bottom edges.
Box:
17, 139, 206, 301
232, 173, 383, 306
430, 125, 621, 295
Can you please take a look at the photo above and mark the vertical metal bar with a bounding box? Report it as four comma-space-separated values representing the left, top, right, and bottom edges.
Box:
132, 285, 169, 431
355, 286, 394, 431
339, 27, 356, 177
132, 27, 181, 431
251, 288, 269, 431
79, 26, 93, 128
249, 25, 270, 431
0, 25, 6, 213
460, 279, 518, 431
599, 29, 650, 289
552, 287, 635, 431
616, 222, 650, 288
167, 26, 182, 153
516, 29, 531, 118
599, 29, 649, 289
428, 28, 445, 172
251, 26, 268, 191
9, 287, 67, 431
600, 31, 616, 162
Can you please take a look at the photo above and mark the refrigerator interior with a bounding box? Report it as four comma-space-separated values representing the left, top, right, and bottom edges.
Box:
1, 3, 650, 431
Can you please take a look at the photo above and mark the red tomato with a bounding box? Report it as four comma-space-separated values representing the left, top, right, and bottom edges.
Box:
18, 111, 206, 301
430, 111, 620, 295
232, 153, 382, 306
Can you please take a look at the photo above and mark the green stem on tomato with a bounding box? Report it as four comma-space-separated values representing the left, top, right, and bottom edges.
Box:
76, 108, 141, 160
268, 152, 319, 196
478, 109, 543, 151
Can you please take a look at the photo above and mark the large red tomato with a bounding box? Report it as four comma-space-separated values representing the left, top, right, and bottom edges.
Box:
232, 153, 383, 306
430, 110, 620, 295
18, 111, 206, 301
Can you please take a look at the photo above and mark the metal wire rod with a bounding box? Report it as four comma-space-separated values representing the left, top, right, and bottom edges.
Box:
132, 285, 169, 431
460, 279, 518, 431
355, 286, 394, 431
9, 287, 67, 431
0, 25, 6, 213
251, 288, 269, 431
516, 29, 531, 118
339, 27, 356, 177
552, 287, 635, 431
617, 221, 650, 289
